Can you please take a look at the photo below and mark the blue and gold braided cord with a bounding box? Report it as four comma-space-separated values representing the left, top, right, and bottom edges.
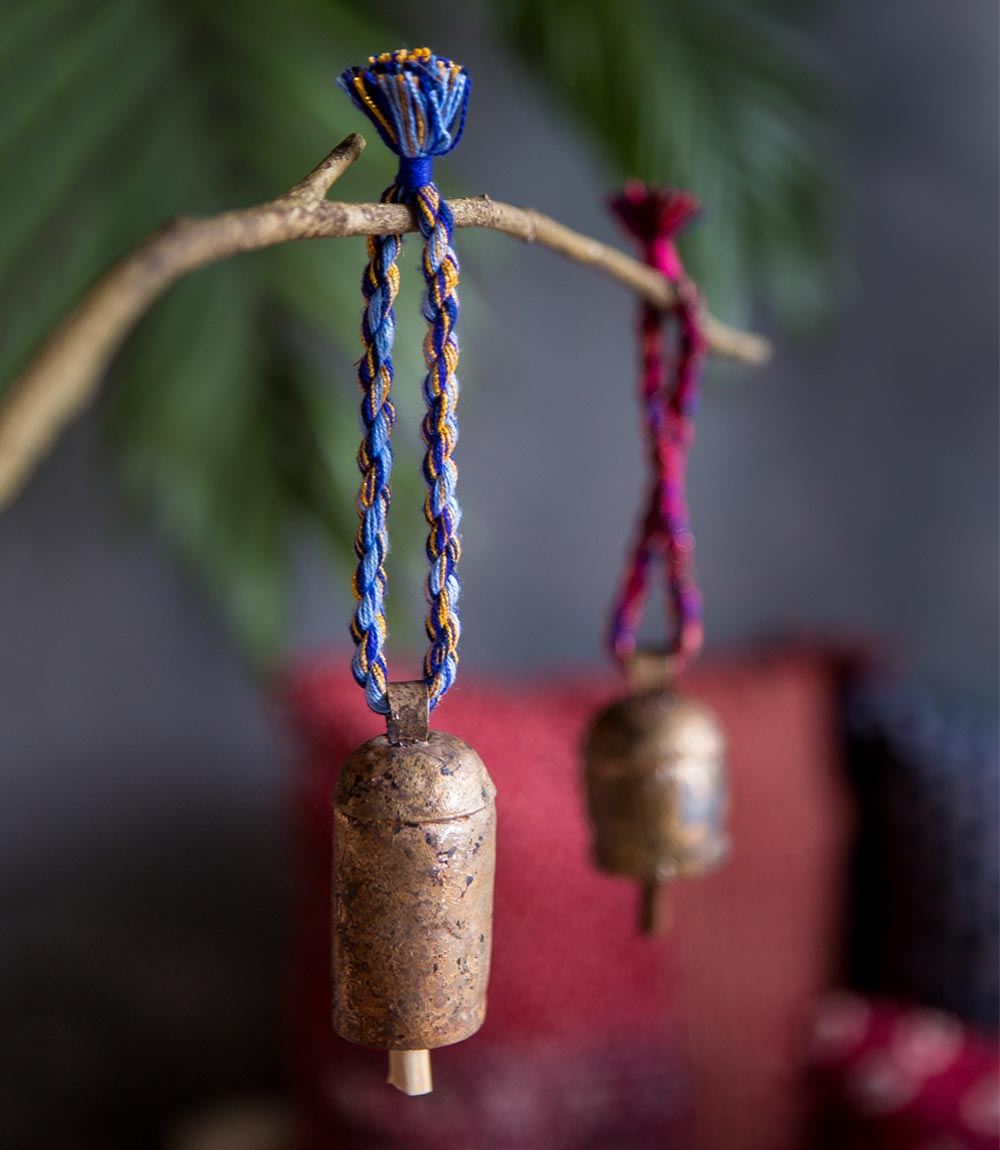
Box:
416, 185, 461, 705
339, 48, 470, 714
349, 187, 400, 714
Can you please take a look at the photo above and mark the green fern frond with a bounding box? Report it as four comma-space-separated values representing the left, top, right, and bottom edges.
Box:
498, 0, 830, 325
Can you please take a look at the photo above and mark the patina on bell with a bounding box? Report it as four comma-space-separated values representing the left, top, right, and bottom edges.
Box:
582, 653, 728, 934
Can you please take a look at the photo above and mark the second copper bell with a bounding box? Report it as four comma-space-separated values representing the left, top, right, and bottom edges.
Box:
582, 657, 728, 934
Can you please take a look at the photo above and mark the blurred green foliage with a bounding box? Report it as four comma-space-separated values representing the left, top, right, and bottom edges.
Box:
502, 0, 830, 324
0, 0, 828, 665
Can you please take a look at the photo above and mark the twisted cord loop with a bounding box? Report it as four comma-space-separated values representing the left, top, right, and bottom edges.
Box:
339, 49, 469, 712
607, 183, 709, 675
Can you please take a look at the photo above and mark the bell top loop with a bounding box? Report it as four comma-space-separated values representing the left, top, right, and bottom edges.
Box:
624, 648, 681, 695
386, 680, 430, 745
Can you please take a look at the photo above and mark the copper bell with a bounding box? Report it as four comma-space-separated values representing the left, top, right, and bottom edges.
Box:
332, 682, 496, 1095
582, 654, 728, 935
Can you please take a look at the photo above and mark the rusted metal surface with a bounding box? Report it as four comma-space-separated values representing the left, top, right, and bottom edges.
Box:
386, 680, 429, 745
332, 716, 496, 1052
582, 685, 728, 927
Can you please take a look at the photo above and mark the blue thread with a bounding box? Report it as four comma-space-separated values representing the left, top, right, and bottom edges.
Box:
415, 188, 461, 706
397, 155, 432, 191
348, 188, 401, 715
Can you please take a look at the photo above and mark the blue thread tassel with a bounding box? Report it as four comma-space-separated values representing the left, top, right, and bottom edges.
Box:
338, 49, 470, 164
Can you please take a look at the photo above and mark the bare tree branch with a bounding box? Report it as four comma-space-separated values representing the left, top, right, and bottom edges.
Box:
0, 132, 771, 512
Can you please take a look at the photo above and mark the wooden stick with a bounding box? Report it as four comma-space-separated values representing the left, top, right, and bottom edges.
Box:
639, 881, 670, 936
387, 1049, 433, 1096
0, 132, 771, 513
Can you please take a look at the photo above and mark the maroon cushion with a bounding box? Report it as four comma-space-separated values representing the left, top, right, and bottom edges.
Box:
281, 646, 854, 1149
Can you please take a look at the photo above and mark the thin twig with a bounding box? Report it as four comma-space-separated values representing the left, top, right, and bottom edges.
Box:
0, 132, 771, 512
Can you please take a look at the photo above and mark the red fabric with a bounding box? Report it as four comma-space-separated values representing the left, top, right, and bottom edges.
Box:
806, 993, 1000, 1149
667, 650, 855, 1150
280, 647, 854, 1149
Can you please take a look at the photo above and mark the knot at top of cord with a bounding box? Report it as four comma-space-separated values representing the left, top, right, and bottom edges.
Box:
608, 182, 701, 281
337, 48, 470, 195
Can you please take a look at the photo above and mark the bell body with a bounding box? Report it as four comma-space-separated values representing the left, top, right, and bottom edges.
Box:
332, 729, 496, 1052
583, 689, 728, 886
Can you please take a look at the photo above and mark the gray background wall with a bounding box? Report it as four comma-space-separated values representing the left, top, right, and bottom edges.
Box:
1, 1, 996, 1145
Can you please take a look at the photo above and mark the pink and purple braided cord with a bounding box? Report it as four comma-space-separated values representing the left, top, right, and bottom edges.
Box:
608, 184, 708, 675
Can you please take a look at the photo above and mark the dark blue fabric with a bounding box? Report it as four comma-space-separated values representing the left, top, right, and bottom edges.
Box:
846, 677, 999, 1031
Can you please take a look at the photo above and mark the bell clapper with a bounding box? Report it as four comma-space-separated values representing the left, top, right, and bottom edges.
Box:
640, 880, 669, 936
384, 685, 434, 1096
388, 1049, 433, 1096
630, 661, 680, 938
